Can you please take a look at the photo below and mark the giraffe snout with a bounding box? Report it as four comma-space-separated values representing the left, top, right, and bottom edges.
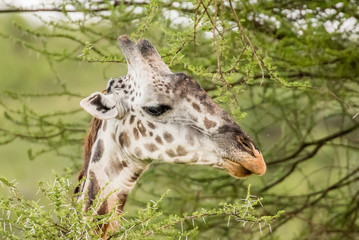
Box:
223, 147, 266, 178
222, 136, 266, 178
239, 143, 266, 176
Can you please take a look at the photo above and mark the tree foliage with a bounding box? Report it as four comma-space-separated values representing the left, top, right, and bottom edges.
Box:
0, 0, 358, 239
0, 171, 283, 239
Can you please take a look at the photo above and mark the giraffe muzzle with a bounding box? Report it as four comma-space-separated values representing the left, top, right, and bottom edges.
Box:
223, 142, 266, 178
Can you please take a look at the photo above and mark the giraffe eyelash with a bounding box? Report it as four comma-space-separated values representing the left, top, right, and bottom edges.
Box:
142, 105, 172, 116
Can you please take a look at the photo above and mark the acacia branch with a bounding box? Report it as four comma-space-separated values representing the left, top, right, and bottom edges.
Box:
228, 0, 264, 82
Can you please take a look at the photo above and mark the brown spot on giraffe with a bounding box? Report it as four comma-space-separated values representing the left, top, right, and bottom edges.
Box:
86, 170, 100, 210
137, 120, 147, 137
192, 102, 201, 112
119, 132, 131, 148
204, 117, 217, 129
166, 149, 176, 158
144, 143, 158, 152
176, 145, 188, 156
129, 171, 142, 182
147, 121, 156, 129
155, 135, 163, 144
163, 131, 174, 143
133, 127, 139, 140
105, 157, 127, 178
92, 139, 104, 162
122, 161, 128, 168
129, 115, 135, 124
117, 192, 128, 212
97, 200, 108, 215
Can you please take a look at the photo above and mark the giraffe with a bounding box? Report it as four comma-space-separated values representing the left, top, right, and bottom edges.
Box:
76, 35, 266, 237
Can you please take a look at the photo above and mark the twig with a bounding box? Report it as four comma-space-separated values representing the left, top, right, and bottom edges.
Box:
228, 0, 265, 83
268, 124, 359, 165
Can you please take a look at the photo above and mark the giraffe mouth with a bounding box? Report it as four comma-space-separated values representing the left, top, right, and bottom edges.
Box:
222, 143, 266, 178
223, 159, 254, 178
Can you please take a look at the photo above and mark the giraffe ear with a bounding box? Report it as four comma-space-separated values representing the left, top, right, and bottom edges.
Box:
80, 92, 120, 120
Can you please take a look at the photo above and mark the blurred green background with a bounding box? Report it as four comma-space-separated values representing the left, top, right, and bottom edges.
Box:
0, 15, 119, 197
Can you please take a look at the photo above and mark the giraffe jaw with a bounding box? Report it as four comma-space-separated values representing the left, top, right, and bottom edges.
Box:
223, 159, 253, 178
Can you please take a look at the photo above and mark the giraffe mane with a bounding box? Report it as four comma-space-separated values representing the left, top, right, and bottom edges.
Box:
74, 117, 103, 194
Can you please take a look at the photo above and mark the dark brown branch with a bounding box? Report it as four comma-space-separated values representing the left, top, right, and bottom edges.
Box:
260, 142, 324, 192
268, 124, 359, 166
260, 124, 359, 192
267, 167, 359, 234
290, 167, 359, 214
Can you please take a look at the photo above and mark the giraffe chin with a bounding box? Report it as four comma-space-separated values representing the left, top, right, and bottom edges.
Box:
223, 160, 252, 178
223, 156, 266, 179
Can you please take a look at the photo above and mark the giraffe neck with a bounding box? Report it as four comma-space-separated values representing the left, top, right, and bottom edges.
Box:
79, 119, 150, 214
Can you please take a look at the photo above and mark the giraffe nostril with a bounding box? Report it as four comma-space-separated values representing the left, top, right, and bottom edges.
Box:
236, 136, 250, 149
242, 141, 250, 149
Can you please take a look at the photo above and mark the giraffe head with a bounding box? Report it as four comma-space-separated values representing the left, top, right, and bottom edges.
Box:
80, 35, 266, 179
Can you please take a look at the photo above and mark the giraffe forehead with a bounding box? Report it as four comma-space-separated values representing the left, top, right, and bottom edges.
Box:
109, 72, 226, 134
109, 75, 172, 100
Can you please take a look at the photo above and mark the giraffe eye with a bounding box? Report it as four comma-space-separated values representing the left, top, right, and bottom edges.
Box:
143, 105, 171, 116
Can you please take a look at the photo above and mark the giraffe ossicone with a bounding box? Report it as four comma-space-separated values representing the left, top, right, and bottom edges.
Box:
77, 35, 266, 237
